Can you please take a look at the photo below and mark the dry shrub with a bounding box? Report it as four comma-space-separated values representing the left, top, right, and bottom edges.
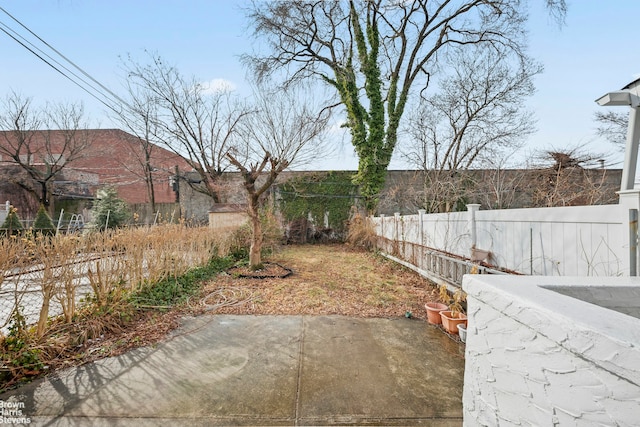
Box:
34, 235, 80, 337
0, 224, 231, 337
0, 237, 30, 331
0, 223, 236, 391
225, 208, 283, 259
137, 224, 224, 282
346, 213, 377, 250
80, 224, 227, 301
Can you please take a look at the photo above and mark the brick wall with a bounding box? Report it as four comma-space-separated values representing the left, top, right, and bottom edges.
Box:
462, 275, 640, 426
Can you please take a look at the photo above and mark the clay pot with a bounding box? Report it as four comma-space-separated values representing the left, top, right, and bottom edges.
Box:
439, 310, 468, 334
425, 302, 448, 324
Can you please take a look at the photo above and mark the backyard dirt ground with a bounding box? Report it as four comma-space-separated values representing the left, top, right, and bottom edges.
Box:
80, 244, 441, 364
198, 243, 440, 319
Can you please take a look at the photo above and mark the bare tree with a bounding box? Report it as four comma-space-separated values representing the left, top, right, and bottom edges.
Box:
122, 53, 252, 203
245, 0, 566, 212
110, 81, 161, 215
227, 86, 330, 268
401, 45, 539, 211
529, 146, 613, 207
595, 111, 627, 150
475, 154, 528, 210
0, 92, 91, 214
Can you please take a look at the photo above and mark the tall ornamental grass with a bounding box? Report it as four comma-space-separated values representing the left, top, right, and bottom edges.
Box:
1, 224, 235, 390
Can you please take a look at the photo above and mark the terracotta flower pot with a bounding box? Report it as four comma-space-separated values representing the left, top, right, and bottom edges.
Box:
425, 302, 448, 324
439, 310, 468, 334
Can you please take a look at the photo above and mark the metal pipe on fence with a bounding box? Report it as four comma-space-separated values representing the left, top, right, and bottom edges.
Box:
394, 212, 400, 243
530, 228, 533, 275
467, 204, 480, 250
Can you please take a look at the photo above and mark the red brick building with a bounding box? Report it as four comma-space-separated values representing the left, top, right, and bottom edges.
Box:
0, 129, 193, 219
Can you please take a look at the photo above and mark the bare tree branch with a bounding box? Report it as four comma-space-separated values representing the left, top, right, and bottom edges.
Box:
229, 84, 331, 267
0, 92, 91, 213
244, 0, 566, 212
594, 110, 627, 150
120, 52, 253, 203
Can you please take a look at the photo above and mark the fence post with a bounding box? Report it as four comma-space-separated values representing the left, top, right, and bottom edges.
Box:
394, 212, 400, 240
467, 204, 481, 249
418, 209, 425, 246
630, 209, 638, 276
56, 208, 64, 236
618, 190, 640, 275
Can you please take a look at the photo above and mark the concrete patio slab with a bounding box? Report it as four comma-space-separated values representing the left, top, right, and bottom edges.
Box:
0, 315, 465, 426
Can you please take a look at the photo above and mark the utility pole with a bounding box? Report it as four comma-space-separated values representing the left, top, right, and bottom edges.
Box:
173, 165, 182, 219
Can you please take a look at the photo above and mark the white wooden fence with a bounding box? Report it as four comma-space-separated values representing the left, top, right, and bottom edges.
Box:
371, 190, 640, 277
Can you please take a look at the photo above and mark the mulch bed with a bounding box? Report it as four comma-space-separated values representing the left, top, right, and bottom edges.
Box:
226, 262, 292, 279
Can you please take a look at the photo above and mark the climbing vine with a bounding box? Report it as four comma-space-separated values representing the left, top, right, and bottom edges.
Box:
277, 172, 358, 235
333, 4, 397, 213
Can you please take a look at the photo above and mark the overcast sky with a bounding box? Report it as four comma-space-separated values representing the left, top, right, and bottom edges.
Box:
1, 1, 639, 171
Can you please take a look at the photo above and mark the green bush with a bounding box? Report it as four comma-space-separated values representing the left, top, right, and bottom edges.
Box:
1, 206, 23, 236
0, 307, 45, 386
33, 205, 55, 236
278, 171, 357, 238
89, 186, 130, 231
129, 256, 235, 308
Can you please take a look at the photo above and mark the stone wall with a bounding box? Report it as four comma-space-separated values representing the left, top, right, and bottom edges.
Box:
462, 275, 640, 426
178, 169, 623, 223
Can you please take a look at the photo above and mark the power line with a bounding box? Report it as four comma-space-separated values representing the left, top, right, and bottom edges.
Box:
0, 21, 118, 113
0, 6, 131, 115
0, 6, 129, 108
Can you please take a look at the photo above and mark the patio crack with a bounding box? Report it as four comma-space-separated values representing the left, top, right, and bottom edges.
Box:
294, 316, 305, 426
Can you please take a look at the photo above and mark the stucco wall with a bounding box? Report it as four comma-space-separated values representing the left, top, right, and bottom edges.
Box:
208, 211, 248, 231
462, 275, 640, 426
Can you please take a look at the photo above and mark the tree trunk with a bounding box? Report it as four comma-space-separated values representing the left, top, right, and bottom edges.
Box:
146, 162, 156, 214
36, 272, 54, 338
248, 199, 263, 269
40, 181, 49, 207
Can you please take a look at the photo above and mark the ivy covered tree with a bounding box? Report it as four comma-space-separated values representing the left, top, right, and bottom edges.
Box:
89, 186, 130, 231
246, 0, 567, 212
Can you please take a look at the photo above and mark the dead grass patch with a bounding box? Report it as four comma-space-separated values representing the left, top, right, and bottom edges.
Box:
195, 244, 439, 319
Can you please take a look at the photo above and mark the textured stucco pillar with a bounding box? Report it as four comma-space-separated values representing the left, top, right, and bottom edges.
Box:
463, 274, 640, 426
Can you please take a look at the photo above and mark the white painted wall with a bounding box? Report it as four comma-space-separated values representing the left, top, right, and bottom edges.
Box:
462, 275, 640, 426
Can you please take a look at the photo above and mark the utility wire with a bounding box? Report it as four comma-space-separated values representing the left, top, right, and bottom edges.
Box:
0, 6, 130, 109
0, 21, 118, 113
0, 6, 132, 114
